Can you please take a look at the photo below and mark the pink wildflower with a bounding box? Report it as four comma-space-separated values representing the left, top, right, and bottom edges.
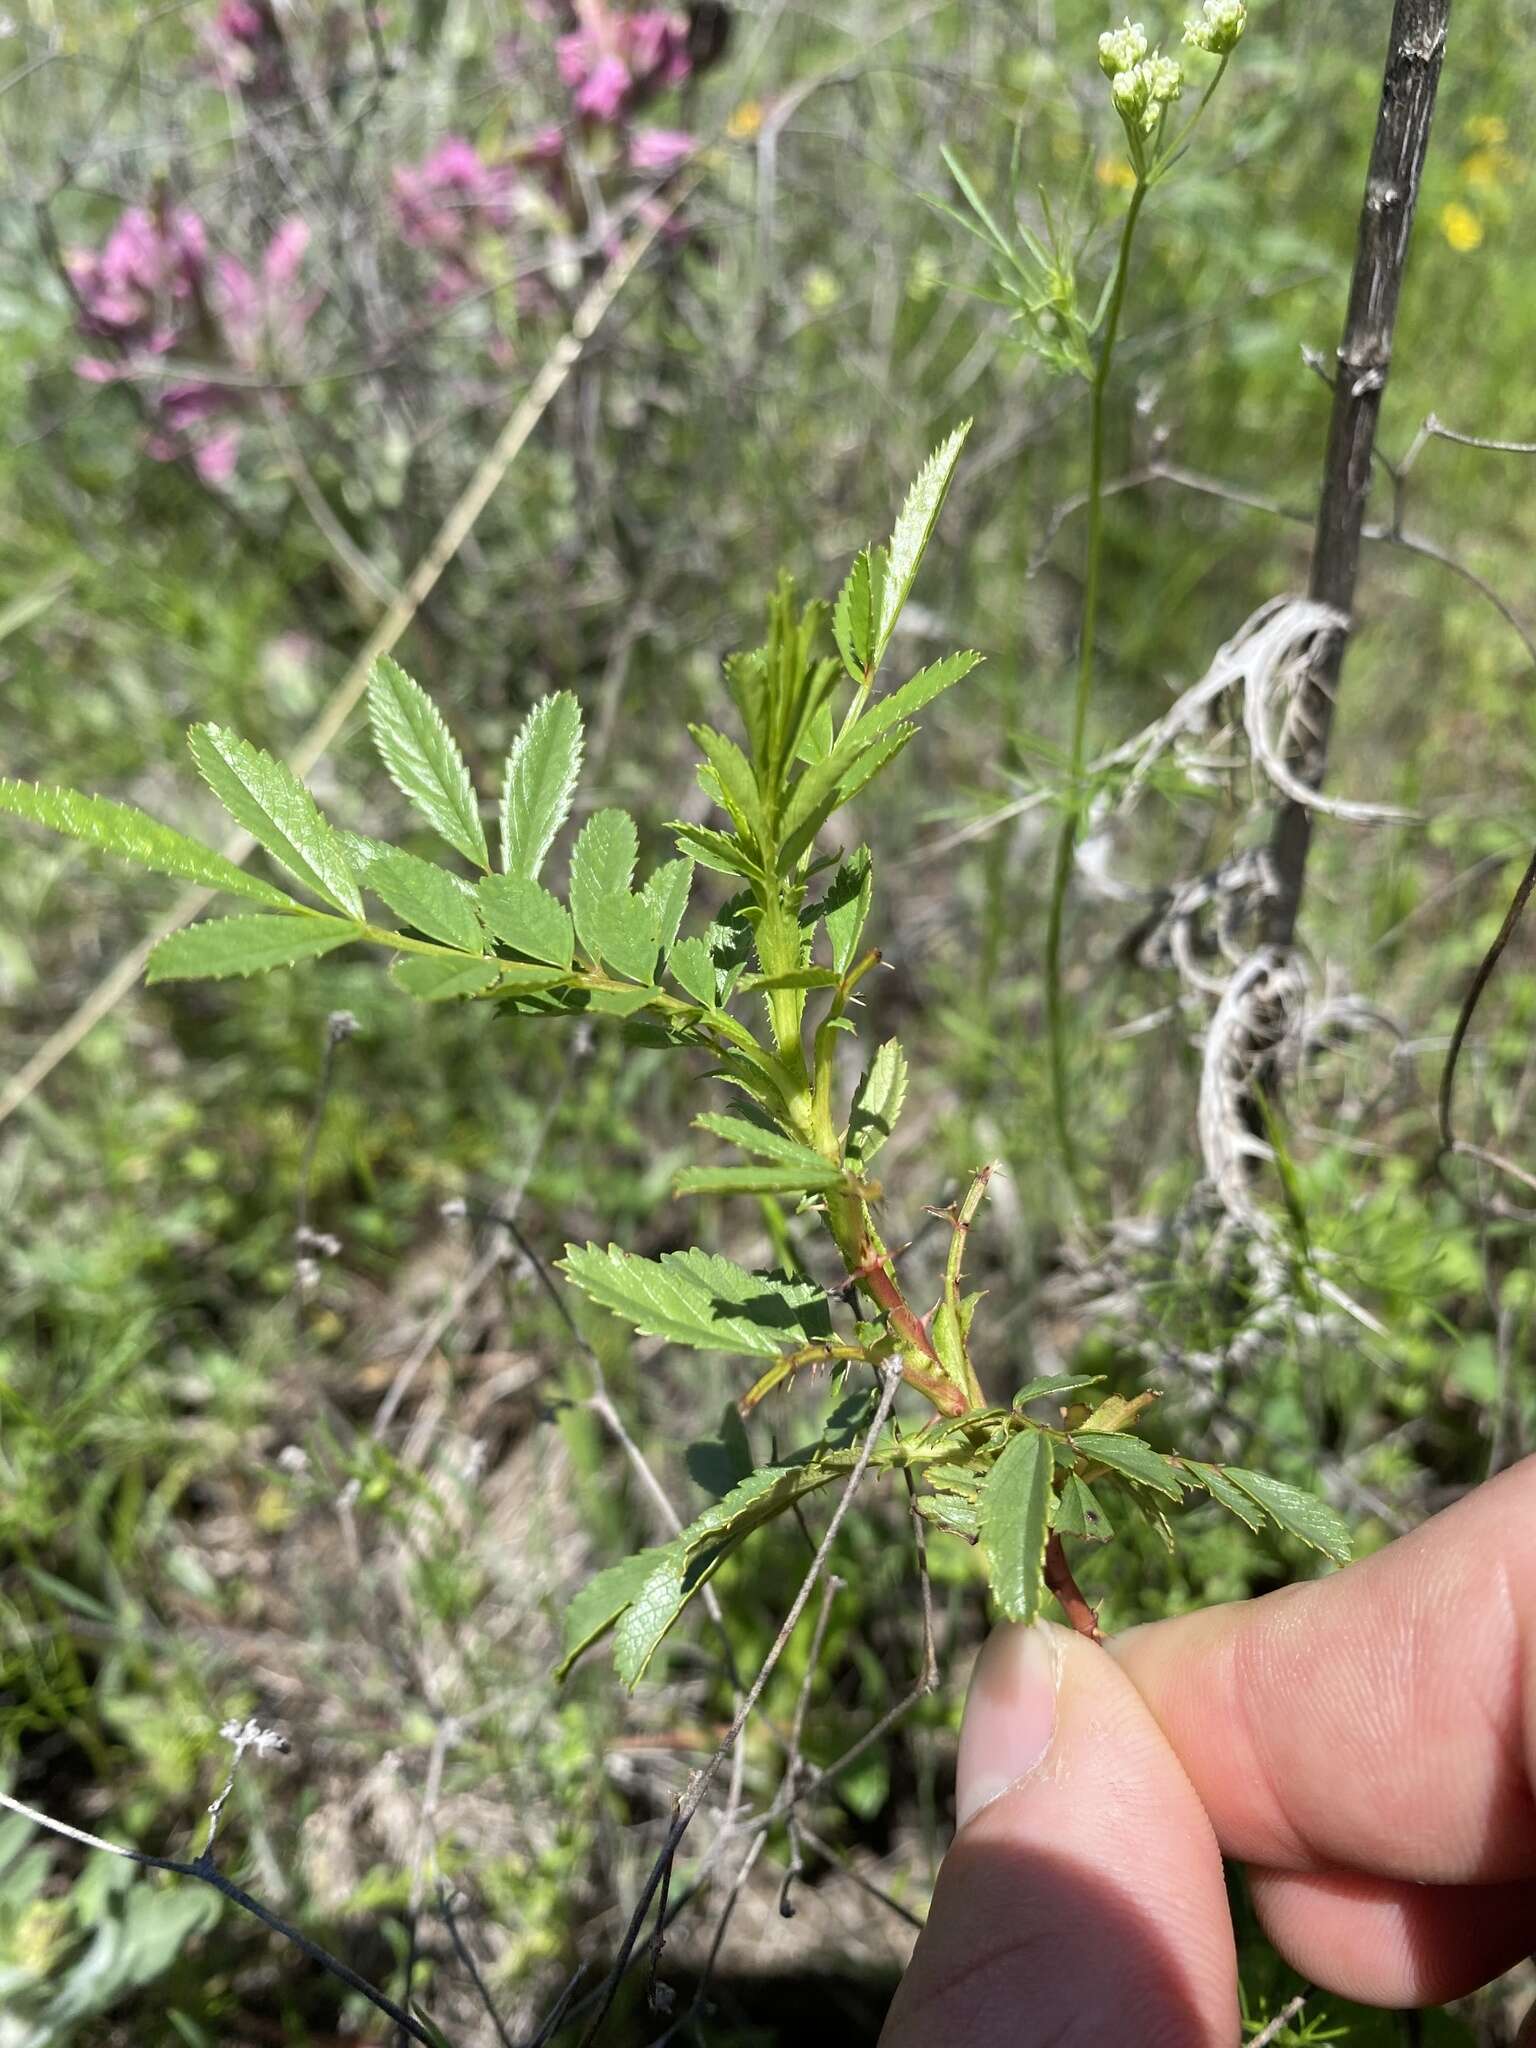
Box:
628, 126, 694, 173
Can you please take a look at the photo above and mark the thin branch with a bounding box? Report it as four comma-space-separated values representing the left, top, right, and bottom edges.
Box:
0, 1789, 452, 2048
1437, 844, 1536, 1150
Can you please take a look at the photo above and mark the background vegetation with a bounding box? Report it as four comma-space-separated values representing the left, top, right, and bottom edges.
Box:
1, 0, 1533, 2041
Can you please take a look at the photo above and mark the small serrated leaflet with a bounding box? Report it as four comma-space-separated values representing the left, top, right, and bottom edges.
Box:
188, 725, 363, 916
916, 1492, 980, 1538
476, 872, 573, 967
851, 650, 982, 747
821, 848, 872, 974
392, 955, 506, 1000
674, 1161, 843, 1199
981, 1427, 1052, 1623
368, 850, 487, 952
366, 657, 489, 869
569, 807, 639, 966
146, 912, 361, 984
642, 858, 693, 952
556, 1546, 669, 1680
694, 1112, 837, 1179
1052, 1473, 1113, 1544
560, 1243, 832, 1355
847, 1038, 907, 1167
874, 422, 970, 666
667, 935, 717, 1007
1073, 1431, 1186, 1502
1184, 1461, 1265, 1535
0, 779, 296, 909
500, 690, 583, 880
1012, 1374, 1106, 1409
1225, 1469, 1352, 1564
833, 547, 877, 679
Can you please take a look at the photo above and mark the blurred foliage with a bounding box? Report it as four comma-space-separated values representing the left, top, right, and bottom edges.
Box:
1, 0, 1534, 2042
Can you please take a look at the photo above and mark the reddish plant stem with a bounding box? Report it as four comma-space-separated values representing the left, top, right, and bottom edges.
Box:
1044, 1533, 1101, 1642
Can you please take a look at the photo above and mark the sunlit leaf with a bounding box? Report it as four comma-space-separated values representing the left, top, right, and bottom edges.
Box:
367, 656, 489, 869
982, 1427, 1052, 1622
0, 779, 295, 909
188, 725, 362, 916
146, 913, 361, 983
500, 690, 583, 880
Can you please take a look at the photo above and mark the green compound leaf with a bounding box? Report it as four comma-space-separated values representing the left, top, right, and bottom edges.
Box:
500, 690, 583, 880
874, 421, 971, 668
366, 657, 489, 870
1225, 1468, 1352, 1565
667, 934, 718, 1007
188, 725, 363, 917
1052, 1472, 1113, 1544
820, 847, 872, 975
391, 955, 507, 1001
476, 872, 574, 968
981, 1427, 1053, 1623
560, 1243, 832, 1356
847, 1038, 908, 1168
1073, 1430, 1187, 1503
146, 912, 362, 984
368, 850, 486, 953
0, 778, 296, 910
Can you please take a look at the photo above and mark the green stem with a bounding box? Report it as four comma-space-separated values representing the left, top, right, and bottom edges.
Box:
1043, 176, 1147, 1197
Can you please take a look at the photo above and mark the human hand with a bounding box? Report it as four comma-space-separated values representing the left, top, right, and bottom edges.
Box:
881, 1456, 1536, 2046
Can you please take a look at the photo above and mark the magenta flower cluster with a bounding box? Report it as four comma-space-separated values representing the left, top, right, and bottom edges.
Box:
69, 2, 700, 481
557, 4, 692, 121
69, 206, 313, 483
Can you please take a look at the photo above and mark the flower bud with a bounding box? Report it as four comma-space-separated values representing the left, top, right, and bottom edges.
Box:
1110, 65, 1150, 123
1144, 52, 1185, 104
1183, 0, 1247, 55
1097, 17, 1148, 76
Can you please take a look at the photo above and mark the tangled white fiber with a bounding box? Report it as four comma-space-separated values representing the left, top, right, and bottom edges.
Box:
1112, 594, 1413, 824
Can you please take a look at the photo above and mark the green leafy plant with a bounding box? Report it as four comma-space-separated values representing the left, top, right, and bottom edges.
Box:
0, 415, 1347, 1686
940, 2, 1249, 1195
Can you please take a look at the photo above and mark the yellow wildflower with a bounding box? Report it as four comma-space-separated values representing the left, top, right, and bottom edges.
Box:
1096, 153, 1137, 189
1438, 201, 1484, 252
726, 99, 763, 141
1464, 114, 1507, 146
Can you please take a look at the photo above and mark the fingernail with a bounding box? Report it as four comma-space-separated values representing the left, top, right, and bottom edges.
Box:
954, 1621, 1060, 1830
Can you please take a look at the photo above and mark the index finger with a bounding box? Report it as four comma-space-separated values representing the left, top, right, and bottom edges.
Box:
1110, 1454, 1536, 1886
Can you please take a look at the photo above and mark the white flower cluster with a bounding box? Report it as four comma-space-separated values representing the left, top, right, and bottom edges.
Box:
1097, 16, 1149, 75
1109, 46, 1185, 135
1184, 0, 1247, 55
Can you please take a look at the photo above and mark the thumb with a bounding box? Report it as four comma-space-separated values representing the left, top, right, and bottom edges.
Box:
882, 1622, 1239, 2048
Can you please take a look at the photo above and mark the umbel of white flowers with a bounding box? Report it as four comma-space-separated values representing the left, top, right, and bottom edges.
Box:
1184, 0, 1247, 56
